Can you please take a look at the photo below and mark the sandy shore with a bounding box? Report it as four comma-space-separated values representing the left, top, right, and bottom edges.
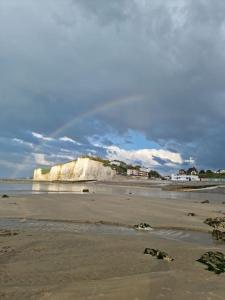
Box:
1, 184, 225, 299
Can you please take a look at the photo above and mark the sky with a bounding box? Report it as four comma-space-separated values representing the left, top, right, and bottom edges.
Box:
0, 0, 225, 178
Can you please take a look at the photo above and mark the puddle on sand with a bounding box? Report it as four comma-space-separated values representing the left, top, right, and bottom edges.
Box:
149, 229, 218, 246
0, 218, 224, 247
0, 218, 135, 236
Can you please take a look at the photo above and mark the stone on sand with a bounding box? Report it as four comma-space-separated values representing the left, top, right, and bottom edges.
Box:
197, 251, 225, 274
134, 223, 152, 231
144, 248, 174, 262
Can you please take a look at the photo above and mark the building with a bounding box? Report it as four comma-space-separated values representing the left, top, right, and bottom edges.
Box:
178, 169, 186, 175
187, 167, 198, 175
127, 169, 148, 177
127, 169, 139, 176
171, 174, 200, 182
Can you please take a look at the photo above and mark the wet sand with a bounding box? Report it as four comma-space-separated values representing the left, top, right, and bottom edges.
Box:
1, 184, 225, 299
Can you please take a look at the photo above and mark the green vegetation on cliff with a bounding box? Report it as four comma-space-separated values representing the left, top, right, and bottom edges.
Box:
81, 155, 111, 166
81, 156, 139, 175
40, 168, 51, 175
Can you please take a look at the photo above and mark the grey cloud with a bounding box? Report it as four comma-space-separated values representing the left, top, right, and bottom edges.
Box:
73, 0, 134, 25
152, 156, 171, 166
0, 0, 225, 176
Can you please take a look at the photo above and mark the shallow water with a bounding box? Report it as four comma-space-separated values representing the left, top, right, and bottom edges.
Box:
1, 182, 225, 202
0, 218, 224, 247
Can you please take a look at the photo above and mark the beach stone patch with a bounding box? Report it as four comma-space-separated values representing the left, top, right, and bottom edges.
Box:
204, 217, 225, 229
0, 229, 19, 237
1, 194, 9, 198
134, 223, 152, 231
197, 251, 225, 274
204, 217, 225, 242
212, 229, 225, 242
187, 212, 196, 216
201, 200, 210, 204
144, 248, 174, 262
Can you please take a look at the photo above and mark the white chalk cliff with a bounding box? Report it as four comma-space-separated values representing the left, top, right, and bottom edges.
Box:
33, 157, 116, 181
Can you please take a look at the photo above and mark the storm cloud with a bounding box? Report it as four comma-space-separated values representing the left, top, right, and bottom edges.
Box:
0, 0, 225, 176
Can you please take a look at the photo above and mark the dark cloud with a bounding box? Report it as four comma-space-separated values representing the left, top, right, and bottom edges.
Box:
152, 156, 171, 166
0, 0, 225, 176
74, 0, 134, 25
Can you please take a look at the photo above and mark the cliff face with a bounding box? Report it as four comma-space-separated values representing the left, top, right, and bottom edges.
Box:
33, 157, 116, 181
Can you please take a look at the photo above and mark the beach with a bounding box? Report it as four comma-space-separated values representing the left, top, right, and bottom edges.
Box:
1, 181, 225, 299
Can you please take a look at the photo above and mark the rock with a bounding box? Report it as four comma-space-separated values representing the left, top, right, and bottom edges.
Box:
144, 248, 174, 262
212, 229, 225, 241
187, 212, 196, 216
204, 217, 225, 242
201, 200, 210, 204
197, 251, 225, 274
1, 194, 9, 198
82, 189, 89, 193
204, 217, 225, 229
157, 251, 174, 262
134, 223, 152, 231
144, 248, 158, 256
0, 229, 19, 237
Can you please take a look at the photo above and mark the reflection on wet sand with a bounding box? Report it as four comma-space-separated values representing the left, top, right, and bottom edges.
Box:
31, 182, 225, 202
32, 182, 91, 193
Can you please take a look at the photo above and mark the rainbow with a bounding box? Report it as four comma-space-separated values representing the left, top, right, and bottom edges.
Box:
12, 94, 145, 178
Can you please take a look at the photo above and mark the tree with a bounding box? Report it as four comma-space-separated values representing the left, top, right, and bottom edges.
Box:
206, 170, 213, 174
148, 170, 161, 178
199, 170, 205, 174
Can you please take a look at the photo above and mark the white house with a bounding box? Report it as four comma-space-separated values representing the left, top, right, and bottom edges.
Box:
171, 174, 200, 182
